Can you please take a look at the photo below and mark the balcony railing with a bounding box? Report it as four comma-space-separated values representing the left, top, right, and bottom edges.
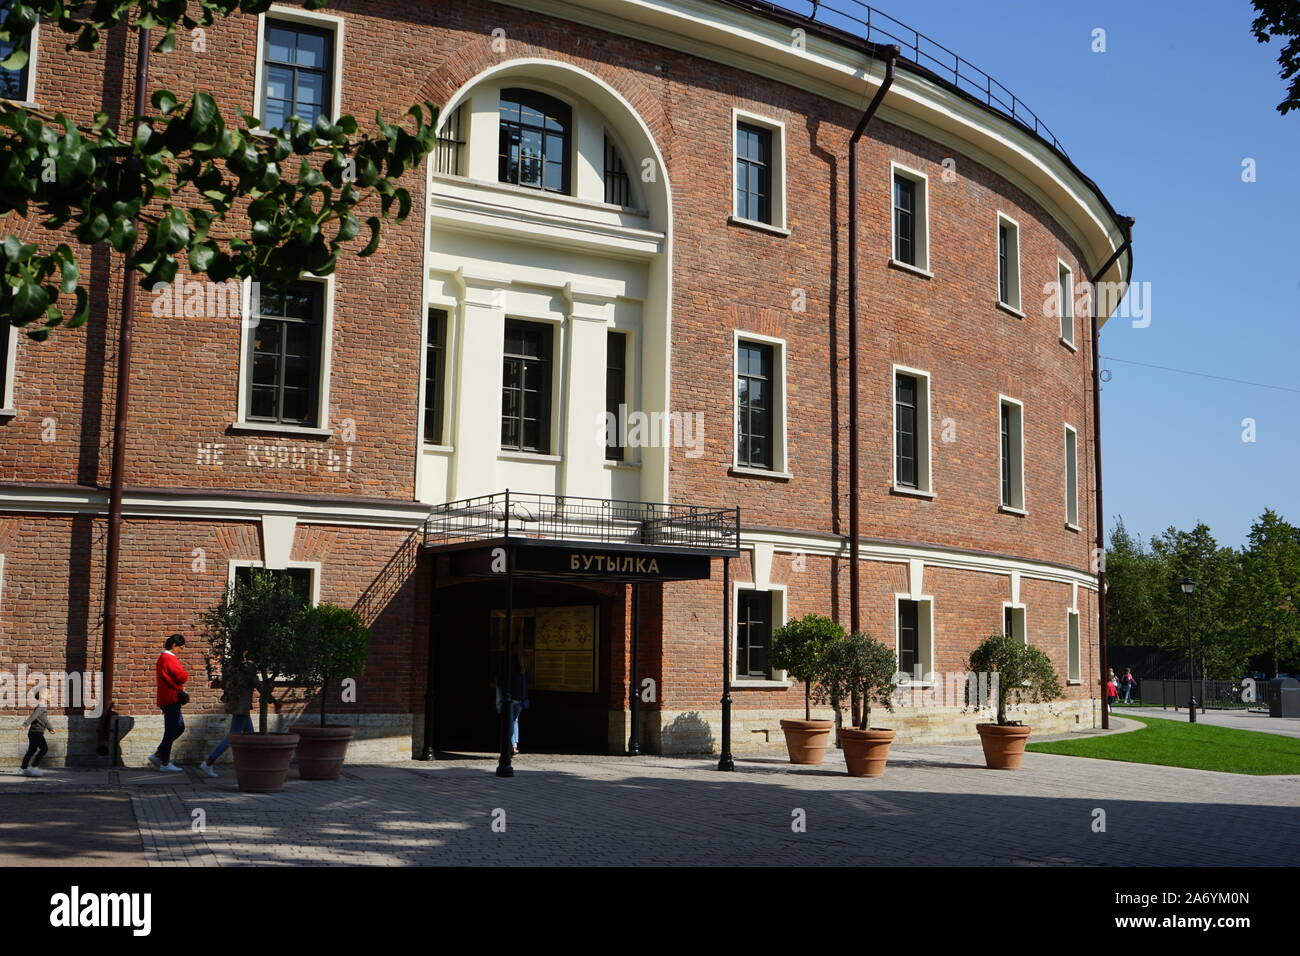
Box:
423, 491, 742, 554
725, 0, 1069, 157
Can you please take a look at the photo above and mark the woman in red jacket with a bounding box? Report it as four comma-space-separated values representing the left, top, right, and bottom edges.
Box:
149, 633, 189, 772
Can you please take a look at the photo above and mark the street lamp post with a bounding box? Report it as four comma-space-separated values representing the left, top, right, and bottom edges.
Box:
1181, 578, 1196, 723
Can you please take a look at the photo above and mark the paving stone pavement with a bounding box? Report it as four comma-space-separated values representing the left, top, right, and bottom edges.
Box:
95, 743, 1300, 867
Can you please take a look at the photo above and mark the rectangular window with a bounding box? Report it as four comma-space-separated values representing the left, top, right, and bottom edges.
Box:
999, 398, 1024, 510
434, 103, 465, 177
0, 0, 31, 102
498, 89, 571, 194
894, 175, 915, 265
997, 215, 1021, 309
735, 122, 772, 224
1058, 262, 1075, 346
604, 135, 631, 207
424, 309, 447, 445
736, 340, 775, 470
898, 599, 920, 677
1004, 605, 1026, 644
895, 372, 921, 489
1067, 610, 1081, 682
234, 565, 313, 606
247, 281, 324, 427
1064, 425, 1079, 528
262, 19, 335, 130
501, 320, 552, 453
605, 330, 627, 461
0, 322, 10, 408
736, 590, 772, 679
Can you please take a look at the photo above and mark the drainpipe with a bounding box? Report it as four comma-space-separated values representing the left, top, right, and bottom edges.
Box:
1089, 217, 1135, 730
98, 27, 151, 757
847, 46, 898, 635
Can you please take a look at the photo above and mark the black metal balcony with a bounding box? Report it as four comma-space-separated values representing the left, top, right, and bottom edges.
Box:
423, 491, 742, 556
721, 0, 1069, 158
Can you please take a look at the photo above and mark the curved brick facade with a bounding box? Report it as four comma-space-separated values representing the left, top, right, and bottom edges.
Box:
0, 0, 1126, 763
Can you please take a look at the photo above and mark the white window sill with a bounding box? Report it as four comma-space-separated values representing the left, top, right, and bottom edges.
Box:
1065, 522, 1081, 533
996, 300, 1025, 319
727, 215, 790, 237
888, 258, 933, 279
604, 459, 642, 470
434, 172, 651, 218
732, 679, 793, 690
0, 100, 40, 110
422, 443, 454, 455
1059, 336, 1077, 352
230, 421, 332, 438
999, 504, 1028, 516
0, 408, 16, 419
897, 680, 935, 689
729, 465, 793, 481
498, 450, 562, 464
1067, 679, 1083, 686
891, 485, 935, 499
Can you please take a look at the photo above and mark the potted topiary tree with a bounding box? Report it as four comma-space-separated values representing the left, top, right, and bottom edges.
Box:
201, 569, 309, 793
967, 633, 1064, 769
294, 603, 371, 780
769, 613, 842, 764
816, 632, 899, 777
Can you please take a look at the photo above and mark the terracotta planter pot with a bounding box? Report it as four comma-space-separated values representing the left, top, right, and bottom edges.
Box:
976, 723, 1033, 770
229, 732, 300, 793
294, 724, 356, 780
839, 728, 896, 777
778, 718, 834, 765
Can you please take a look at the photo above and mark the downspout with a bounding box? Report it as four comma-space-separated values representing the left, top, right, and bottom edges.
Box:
847, 45, 898, 635
1089, 216, 1135, 730
98, 26, 151, 757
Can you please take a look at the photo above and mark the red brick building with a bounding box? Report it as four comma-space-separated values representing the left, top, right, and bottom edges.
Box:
0, 0, 1132, 764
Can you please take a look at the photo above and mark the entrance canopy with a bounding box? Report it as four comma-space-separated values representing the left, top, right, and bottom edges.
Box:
423, 491, 741, 582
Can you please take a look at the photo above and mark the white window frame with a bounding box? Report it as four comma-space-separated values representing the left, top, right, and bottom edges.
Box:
889, 162, 931, 276
894, 594, 935, 686
1002, 602, 1027, 645
732, 582, 788, 685
496, 314, 563, 461
420, 297, 458, 452
729, 108, 788, 235
227, 558, 322, 606
731, 330, 790, 478
891, 363, 933, 497
603, 323, 641, 468
996, 212, 1022, 315
1, 18, 39, 106
1057, 259, 1076, 349
998, 395, 1026, 513
252, 5, 346, 128
0, 323, 18, 416
1064, 423, 1080, 531
233, 275, 336, 437
1066, 608, 1081, 684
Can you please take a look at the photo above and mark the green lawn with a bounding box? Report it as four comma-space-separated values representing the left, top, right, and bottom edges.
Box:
1026, 715, 1300, 775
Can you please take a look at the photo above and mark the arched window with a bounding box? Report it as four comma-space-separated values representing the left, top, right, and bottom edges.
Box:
498, 88, 571, 194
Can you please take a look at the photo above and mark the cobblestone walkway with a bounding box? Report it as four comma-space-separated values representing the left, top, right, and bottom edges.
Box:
102, 744, 1300, 867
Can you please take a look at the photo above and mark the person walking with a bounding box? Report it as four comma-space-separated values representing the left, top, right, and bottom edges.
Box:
197, 679, 253, 778
495, 644, 530, 755
1121, 667, 1137, 704
149, 633, 189, 772
1105, 674, 1119, 711
19, 687, 55, 777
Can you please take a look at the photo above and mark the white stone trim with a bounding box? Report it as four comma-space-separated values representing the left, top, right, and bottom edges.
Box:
892, 362, 932, 495
998, 394, 1025, 512
1056, 258, 1076, 348
0, 322, 18, 414
1, 18, 39, 107
996, 210, 1022, 312
732, 329, 789, 476
731, 107, 788, 231
732, 579, 787, 684
894, 592, 935, 685
889, 161, 930, 272
1063, 422, 1079, 531
227, 557, 321, 606
259, 514, 298, 569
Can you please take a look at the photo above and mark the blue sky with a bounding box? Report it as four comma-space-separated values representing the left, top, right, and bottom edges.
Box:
800, 0, 1300, 547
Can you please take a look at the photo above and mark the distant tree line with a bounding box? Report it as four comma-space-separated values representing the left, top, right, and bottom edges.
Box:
1106, 509, 1300, 678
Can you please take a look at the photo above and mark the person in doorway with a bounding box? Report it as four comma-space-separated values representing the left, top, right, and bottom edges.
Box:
149, 633, 189, 772
19, 687, 55, 777
197, 678, 254, 778
1121, 668, 1137, 704
496, 644, 530, 755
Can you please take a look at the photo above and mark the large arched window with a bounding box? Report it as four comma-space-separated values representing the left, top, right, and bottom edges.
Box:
498, 88, 571, 194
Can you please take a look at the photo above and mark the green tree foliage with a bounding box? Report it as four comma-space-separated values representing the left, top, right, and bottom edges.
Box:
297, 603, 371, 727
1251, 0, 1300, 115
814, 632, 897, 731
967, 633, 1062, 726
1104, 517, 1165, 647
769, 613, 843, 720
0, 1, 437, 339
1239, 509, 1300, 674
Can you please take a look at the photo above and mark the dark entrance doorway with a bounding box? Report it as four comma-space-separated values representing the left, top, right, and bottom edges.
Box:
433, 579, 615, 754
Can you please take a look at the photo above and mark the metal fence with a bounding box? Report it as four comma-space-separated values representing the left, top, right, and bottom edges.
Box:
1138, 679, 1259, 712
726, 0, 1069, 157
423, 491, 742, 554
